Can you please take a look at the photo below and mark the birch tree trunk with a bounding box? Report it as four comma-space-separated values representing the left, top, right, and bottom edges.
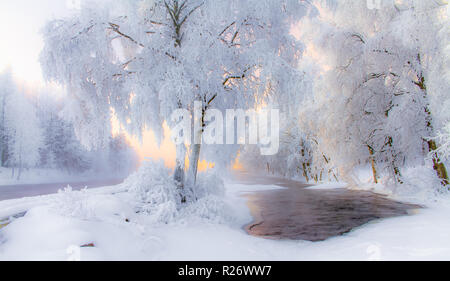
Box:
188, 105, 205, 185
368, 145, 379, 184
414, 58, 449, 186
428, 139, 449, 186
188, 143, 202, 184
174, 143, 186, 202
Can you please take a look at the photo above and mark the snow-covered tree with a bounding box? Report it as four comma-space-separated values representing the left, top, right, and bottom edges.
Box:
4, 91, 43, 180
434, 4, 450, 165
294, 0, 449, 186
36, 92, 93, 174
40, 0, 305, 198
0, 68, 15, 167
36, 91, 138, 176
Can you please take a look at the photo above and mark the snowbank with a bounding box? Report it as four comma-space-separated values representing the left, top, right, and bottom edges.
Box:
348, 164, 450, 204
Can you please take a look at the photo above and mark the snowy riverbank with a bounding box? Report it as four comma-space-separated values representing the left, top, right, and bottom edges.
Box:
1, 176, 450, 261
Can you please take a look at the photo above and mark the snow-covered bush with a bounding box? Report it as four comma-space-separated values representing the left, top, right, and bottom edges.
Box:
351, 164, 449, 203
50, 186, 134, 223
42, 161, 231, 226
121, 161, 181, 223
393, 166, 450, 202
52, 186, 95, 219
121, 161, 230, 224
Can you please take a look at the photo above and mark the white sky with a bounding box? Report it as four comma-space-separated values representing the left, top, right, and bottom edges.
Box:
0, 0, 78, 86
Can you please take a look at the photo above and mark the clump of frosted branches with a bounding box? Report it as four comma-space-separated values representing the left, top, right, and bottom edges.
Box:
122, 161, 230, 224
437, 123, 450, 162
122, 161, 181, 223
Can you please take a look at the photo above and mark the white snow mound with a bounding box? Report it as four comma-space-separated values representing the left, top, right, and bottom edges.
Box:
121, 161, 232, 224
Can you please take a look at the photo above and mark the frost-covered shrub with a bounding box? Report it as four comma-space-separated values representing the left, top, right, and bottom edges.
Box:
36, 162, 232, 227
122, 161, 181, 223
398, 166, 450, 200
51, 186, 95, 219
50, 186, 134, 222
122, 161, 231, 224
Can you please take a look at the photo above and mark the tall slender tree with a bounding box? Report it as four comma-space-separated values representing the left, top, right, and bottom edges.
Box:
4, 91, 43, 180
0, 69, 15, 167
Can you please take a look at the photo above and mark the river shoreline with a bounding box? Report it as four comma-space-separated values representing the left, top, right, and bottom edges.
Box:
239, 175, 422, 242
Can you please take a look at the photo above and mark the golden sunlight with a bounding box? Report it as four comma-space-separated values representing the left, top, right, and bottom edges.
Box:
111, 113, 215, 172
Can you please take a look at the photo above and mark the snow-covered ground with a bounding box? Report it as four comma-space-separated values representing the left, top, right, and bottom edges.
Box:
1, 173, 450, 261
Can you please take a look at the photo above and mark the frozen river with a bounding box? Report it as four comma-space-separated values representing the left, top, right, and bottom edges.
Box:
0, 178, 124, 201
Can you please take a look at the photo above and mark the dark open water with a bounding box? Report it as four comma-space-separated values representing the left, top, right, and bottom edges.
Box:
235, 173, 422, 242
